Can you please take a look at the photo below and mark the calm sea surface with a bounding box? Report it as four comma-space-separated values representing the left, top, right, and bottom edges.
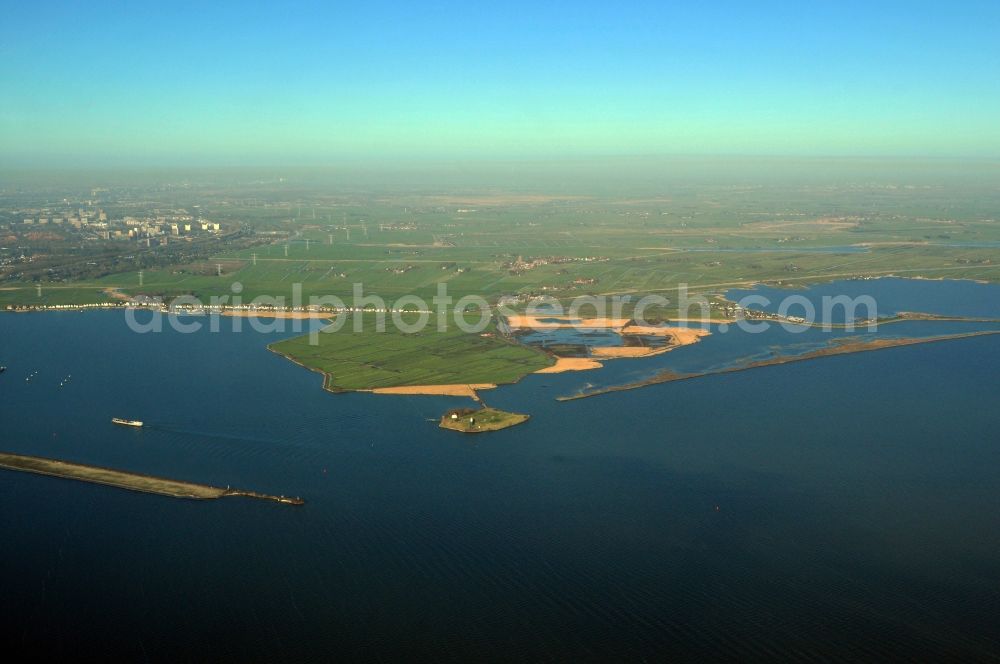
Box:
1, 279, 999, 661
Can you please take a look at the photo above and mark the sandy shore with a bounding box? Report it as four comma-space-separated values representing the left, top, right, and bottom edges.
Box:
534, 357, 604, 373
590, 326, 710, 358
221, 310, 336, 320
507, 317, 711, 363
369, 384, 497, 398
506, 315, 632, 330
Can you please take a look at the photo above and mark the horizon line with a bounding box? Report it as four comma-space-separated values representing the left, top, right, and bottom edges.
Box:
3, 152, 1000, 173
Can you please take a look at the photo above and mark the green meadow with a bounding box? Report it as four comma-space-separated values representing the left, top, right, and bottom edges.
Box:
269, 313, 552, 391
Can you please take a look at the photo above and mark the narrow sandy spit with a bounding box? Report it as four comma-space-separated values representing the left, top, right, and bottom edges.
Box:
535, 357, 604, 373
590, 346, 666, 358
369, 384, 497, 398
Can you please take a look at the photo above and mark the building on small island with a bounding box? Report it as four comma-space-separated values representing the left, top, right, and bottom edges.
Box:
440, 407, 528, 433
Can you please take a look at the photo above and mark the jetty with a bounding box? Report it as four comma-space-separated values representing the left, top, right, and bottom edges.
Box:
0, 452, 304, 505
558, 329, 1000, 401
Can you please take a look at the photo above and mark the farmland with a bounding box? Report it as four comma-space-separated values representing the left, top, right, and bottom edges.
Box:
6, 166, 1000, 310
269, 312, 552, 391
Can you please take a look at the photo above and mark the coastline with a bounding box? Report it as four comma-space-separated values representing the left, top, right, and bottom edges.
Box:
11, 279, 1000, 414
221, 310, 336, 320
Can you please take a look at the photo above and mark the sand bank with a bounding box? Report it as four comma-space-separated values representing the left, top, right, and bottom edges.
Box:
505, 315, 632, 330
590, 326, 709, 358
534, 357, 604, 373
369, 384, 496, 398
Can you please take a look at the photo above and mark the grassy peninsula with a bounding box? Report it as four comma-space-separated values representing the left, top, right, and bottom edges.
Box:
269, 312, 552, 392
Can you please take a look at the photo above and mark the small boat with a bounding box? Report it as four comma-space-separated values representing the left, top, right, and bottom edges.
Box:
112, 418, 144, 428
0, 366, 6, 374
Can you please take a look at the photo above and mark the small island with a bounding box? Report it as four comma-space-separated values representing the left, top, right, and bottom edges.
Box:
439, 407, 529, 433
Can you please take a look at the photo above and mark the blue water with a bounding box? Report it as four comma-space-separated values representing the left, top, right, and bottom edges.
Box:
520, 327, 625, 348
2, 280, 1000, 660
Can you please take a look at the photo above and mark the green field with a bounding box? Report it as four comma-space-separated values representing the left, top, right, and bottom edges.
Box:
8, 171, 1000, 309
270, 313, 552, 390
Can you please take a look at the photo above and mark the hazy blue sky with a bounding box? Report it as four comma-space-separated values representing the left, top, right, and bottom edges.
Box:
2, 1, 999, 166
